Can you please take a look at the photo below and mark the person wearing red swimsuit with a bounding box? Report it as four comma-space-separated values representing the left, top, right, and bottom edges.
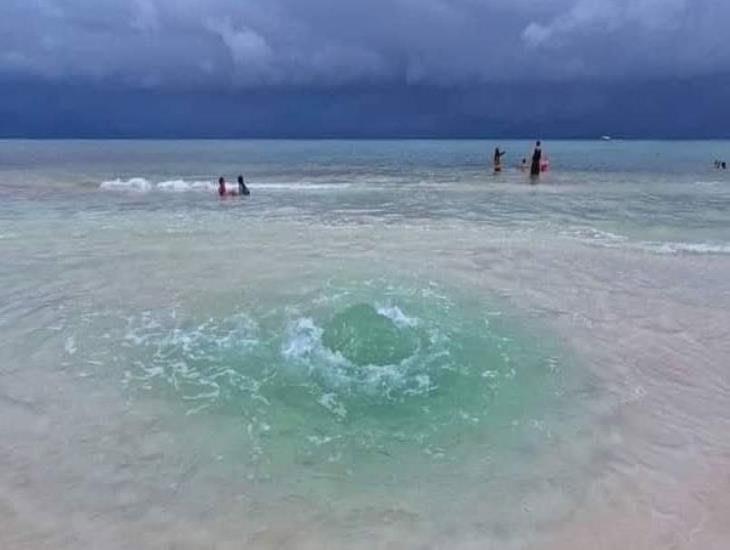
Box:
218, 177, 239, 197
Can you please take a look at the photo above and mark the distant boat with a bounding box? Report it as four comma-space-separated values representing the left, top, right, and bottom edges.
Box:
601, 135, 612, 141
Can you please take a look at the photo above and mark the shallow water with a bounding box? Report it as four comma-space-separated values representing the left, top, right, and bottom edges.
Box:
1, 140, 729, 548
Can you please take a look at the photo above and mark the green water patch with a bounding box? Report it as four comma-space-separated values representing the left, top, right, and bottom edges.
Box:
321, 304, 418, 366
100, 279, 576, 485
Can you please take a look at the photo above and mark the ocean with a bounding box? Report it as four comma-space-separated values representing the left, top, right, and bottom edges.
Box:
1, 139, 729, 548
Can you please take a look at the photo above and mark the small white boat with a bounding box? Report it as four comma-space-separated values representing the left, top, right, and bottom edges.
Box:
601, 135, 612, 141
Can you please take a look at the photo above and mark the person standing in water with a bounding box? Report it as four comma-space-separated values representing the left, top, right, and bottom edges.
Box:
530, 141, 542, 177
493, 147, 506, 173
218, 177, 239, 197
237, 175, 250, 196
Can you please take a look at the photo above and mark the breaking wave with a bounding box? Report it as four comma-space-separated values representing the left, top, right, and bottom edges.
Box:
99, 178, 351, 193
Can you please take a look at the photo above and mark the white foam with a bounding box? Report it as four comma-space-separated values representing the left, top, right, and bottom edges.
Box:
376, 305, 419, 328
307, 434, 336, 446
564, 225, 730, 256
279, 312, 447, 403
566, 226, 627, 243
318, 393, 348, 419
156, 179, 215, 192
64, 335, 77, 355
639, 241, 730, 255
99, 177, 358, 193
122, 312, 261, 404
100, 178, 351, 193
101, 178, 215, 193
281, 317, 323, 359
100, 177, 152, 192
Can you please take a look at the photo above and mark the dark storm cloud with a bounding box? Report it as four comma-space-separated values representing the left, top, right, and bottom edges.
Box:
1, 0, 729, 89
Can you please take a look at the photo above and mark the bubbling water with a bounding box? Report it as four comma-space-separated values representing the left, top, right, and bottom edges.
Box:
98, 280, 571, 486
321, 304, 418, 367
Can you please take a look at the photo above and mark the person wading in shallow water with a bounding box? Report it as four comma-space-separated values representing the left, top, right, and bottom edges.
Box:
237, 175, 250, 196
530, 140, 542, 178
493, 147, 506, 173
218, 177, 239, 197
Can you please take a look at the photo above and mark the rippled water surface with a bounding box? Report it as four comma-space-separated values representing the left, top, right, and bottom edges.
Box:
1, 140, 729, 548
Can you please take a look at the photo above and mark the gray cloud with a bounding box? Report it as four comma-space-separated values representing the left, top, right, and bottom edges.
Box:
1, 0, 729, 89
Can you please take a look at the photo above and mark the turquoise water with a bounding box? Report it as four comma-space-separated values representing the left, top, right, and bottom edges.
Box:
1, 140, 729, 547
97, 279, 572, 480
3, 139, 729, 250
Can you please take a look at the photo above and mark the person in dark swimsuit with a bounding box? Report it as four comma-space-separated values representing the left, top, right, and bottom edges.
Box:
530, 141, 542, 177
237, 175, 250, 196
493, 147, 506, 173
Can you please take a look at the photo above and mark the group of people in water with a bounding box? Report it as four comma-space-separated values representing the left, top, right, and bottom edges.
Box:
218, 175, 250, 197
493, 141, 549, 177
215, 144, 728, 197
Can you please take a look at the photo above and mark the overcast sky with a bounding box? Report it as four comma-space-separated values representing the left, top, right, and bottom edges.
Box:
1, 0, 729, 136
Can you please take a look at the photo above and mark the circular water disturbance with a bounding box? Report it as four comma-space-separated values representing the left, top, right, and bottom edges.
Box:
105, 280, 570, 459
321, 303, 418, 367
84, 278, 588, 521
